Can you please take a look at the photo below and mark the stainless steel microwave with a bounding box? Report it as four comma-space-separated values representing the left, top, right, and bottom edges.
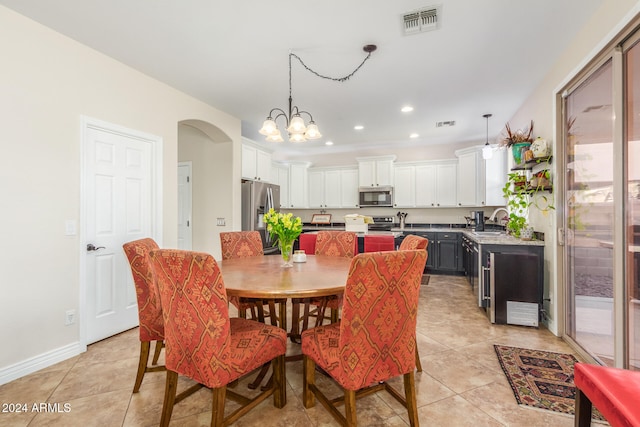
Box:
358, 186, 394, 207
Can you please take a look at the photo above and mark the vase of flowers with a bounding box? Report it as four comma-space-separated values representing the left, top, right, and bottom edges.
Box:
263, 208, 303, 267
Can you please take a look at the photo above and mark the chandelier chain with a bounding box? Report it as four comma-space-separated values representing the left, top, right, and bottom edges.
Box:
289, 51, 374, 87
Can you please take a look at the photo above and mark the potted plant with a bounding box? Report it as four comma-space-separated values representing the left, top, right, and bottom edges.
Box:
500, 120, 534, 165
502, 170, 555, 239
503, 172, 531, 238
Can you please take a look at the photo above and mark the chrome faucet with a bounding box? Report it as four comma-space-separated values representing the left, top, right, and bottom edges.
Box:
489, 207, 509, 223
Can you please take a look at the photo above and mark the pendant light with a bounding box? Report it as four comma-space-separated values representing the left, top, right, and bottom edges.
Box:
482, 113, 493, 159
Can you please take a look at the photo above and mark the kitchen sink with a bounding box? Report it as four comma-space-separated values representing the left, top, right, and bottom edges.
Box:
471, 231, 505, 236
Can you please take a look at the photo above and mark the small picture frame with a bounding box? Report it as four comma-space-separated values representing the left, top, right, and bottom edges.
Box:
311, 213, 332, 224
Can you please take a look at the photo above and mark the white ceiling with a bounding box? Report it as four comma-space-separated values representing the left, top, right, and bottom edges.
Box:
1, 0, 603, 159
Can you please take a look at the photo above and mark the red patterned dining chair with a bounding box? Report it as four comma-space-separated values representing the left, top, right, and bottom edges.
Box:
219, 231, 278, 321
219, 231, 285, 388
398, 234, 429, 372
302, 250, 427, 427
123, 238, 166, 393
399, 234, 429, 251
149, 249, 287, 427
298, 231, 357, 332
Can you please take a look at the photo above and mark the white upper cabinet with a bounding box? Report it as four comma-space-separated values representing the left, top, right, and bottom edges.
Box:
271, 163, 289, 209
357, 155, 395, 187
455, 146, 506, 206
288, 162, 310, 209
414, 161, 457, 207
340, 169, 359, 208
242, 141, 272, 182
307, 167, 359, 208
393, 165, 416, 207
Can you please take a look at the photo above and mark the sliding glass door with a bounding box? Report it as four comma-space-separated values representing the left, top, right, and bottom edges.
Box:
563, 26, 640, 369
625, 37, 640, 370
564, 60, 615, 365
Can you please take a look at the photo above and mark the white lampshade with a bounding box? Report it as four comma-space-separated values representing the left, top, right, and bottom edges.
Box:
304, 122, 322, 139
259, 118, 278, 136
287, 115, 307, 134
289, 132, 306, 143
482, 143, 493, 159
266, 131, 284, 142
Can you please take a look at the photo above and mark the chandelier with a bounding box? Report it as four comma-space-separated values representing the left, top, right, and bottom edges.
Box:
259, 45, 377, 143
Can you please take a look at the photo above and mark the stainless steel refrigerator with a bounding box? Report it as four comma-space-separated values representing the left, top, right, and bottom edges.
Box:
241, 180, 280, 254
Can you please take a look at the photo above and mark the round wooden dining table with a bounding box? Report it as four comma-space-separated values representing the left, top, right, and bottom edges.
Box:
218, 254, 352, 299
218, 254, 352, 342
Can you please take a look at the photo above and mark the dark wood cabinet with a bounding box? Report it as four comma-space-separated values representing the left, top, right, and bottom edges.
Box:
399, 231, 463, 275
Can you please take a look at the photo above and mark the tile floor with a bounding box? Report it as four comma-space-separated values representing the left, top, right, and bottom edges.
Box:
0, 275, 586, 427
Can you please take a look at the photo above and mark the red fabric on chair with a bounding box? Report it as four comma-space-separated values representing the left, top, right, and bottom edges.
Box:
397, 233, 429, 373
364, 234, 395, 252
123, 238, 166, 392
220, 231, 264, 260
400, 234, 429, 250
574, 362, 640, 427
301, 250, 427, 426
298, 233, 317, 255
315, 230, 358, 257
150, 249, 287, 427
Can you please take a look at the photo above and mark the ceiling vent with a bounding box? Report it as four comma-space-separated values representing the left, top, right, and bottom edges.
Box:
436, 120, 456, 128
403, 5, 442, 36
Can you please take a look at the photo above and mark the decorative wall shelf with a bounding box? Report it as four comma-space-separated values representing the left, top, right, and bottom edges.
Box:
511, 156, 553, 171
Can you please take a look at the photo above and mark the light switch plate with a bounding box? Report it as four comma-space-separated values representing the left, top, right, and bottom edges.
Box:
216, 218, 225, 226
65, 220, 77, 236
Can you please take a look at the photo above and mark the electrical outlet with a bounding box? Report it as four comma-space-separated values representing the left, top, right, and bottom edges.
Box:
65, 309, 76, 326
216, 218, 225, 226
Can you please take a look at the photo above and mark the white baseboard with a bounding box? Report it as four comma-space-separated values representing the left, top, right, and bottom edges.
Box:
0, 342, 86, 386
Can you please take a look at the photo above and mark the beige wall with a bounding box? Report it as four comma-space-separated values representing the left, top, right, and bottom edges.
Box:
504, 0, 640, 335
178, 124, 235, 259
0, 6, 241, 379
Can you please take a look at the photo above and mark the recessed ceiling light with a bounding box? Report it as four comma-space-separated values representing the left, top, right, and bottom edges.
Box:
325, 141, 334, 146
401, 106, 414, 113
354, 125, 364, 130
410, 133, 419, 139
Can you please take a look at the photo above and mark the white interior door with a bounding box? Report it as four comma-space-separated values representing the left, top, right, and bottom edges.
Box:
82, 117, 161, 344
177, 162, 192, 249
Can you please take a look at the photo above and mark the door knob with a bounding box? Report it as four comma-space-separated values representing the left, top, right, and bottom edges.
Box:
87, 243, 105, 252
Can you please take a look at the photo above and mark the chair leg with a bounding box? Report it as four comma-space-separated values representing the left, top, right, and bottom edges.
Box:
211, 386, 227, 427
133, 341, 150, 393
344, 389, 357, 426
152, 340, 164, 365
415, 346, 423, 372
575, 388, 592, 427
272, 355, 287, 408
302, 355, 316, 408
160, 370, 179, 427
403, 372, 420, 427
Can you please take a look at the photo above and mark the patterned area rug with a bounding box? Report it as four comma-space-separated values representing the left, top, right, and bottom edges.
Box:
494, 345, 605, 421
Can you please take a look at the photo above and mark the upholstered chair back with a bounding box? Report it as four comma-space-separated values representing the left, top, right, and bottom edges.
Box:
220, 231, 264, 260
315, 231, 357, 258
363, 234, 395, 252
150, 249, 235, 387
399, 234, 429, 251
123, 238, 163, 341
324, 250, 426, 390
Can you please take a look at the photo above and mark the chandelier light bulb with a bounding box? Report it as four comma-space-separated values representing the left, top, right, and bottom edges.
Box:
304, 122, 322, 139
287, 115, 307, 134
266, 131, 284, 143
289, 132, 306, 143
259, 118, 278, 136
